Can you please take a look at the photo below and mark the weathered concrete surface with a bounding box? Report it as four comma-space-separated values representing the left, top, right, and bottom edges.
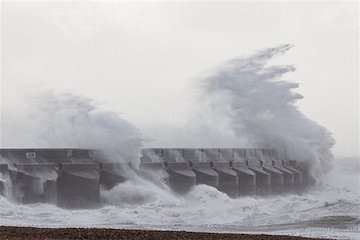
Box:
229, 149, 256, 196
245, 150, 271, 195
262, 164, 284, 193
99, 163, 127, 190
183, 149, 219, 188
166, 161, 196, 194
153, 149, 197, 194
13, 163, 58, 203
296, 161, 316, 191
8, 169, 43, 203
43, 180, 57, 204
231, 161, 256, 195
283, 160, 304, 192
255, 150, 284, 193
192, 162, 219, 188
272, 160, 295, 191
204, 149, 239, 197
0, 149, 92, 164
0, 148, 312, 208
57, 163, 100, 209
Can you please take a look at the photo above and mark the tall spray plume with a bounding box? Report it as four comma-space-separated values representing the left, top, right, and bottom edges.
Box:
1, 91, 142, 167
201, 44, 335, 176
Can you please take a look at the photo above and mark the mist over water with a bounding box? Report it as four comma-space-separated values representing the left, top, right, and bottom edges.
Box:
0, 45, 358, 239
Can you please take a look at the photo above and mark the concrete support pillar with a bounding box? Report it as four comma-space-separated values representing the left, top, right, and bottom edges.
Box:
230, 149, 256, 196
182, 149, 219, 188
166, 162, 196, 194
10, 164, 58, 204
231, 161, 256, 195
8, 169, 43, 203
192, 162, 219, 188
99, 163, 127, 190
44, 180, 57, 204
245, 149, 271, 195
283, 160, 303, 192
262, 165, 284, 193
57, 163, 100, 209
212, 161, 239, 198
272, 160, 295, 191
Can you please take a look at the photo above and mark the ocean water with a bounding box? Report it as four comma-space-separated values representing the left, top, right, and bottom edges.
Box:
0, 157, 359, 240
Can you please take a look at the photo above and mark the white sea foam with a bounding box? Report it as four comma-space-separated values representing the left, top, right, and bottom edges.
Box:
0, 158, 359, 239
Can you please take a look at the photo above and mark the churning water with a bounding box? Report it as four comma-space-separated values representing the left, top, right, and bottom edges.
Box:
0, 158, 359, 239
0, 45, 359, 239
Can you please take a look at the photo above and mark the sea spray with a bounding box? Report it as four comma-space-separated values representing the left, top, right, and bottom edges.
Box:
144, 45, 334, 179
0, 156, 11, 200
0, 45, 336, 203
0, 91, 176, 205
201, 44, 335, 177
2, 91, 142, 166
0, 46, 356, 239
101, 175, 177, 207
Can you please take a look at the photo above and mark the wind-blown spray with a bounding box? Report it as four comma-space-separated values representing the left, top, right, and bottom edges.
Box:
201, 44, 335, 177
2, 91, 142, 167
1, 91, 174, 205
0, 47, 358, 239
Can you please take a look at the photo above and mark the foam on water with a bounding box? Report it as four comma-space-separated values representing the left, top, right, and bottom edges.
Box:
0, 158, 359, 239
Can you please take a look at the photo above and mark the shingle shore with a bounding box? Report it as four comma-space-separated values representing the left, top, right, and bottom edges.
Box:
0, 226, 332, 240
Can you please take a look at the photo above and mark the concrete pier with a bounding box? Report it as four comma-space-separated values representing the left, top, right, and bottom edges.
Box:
57, 163, 100, 208
43, 179, 57, 204
140, 149, 165, 171
166, 161, 196, 194
162, 149, 196, 194
245, 149, 271, 195
205, 149, 239, 198
139, 149, 167, 184
183, 149, 219, 188
0, 148, 311, 208
282, 160, 303, 192
257, 150, 284, 193
297, 161, 315, 189
11, 163, 58, 203
99, 163, 127, 190
8, 168, 43, 203
230, 149, 256, 195
272, 160, 295, 191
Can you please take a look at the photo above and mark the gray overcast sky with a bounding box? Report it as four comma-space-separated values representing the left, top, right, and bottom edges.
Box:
1, 1, 359, 157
